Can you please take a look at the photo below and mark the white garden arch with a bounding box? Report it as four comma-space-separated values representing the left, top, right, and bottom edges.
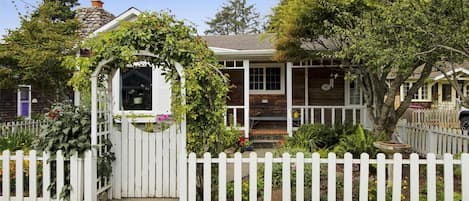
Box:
90, 50, 187, 199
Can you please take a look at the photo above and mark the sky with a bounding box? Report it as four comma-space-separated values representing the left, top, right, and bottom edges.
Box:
0, 0, 279, 38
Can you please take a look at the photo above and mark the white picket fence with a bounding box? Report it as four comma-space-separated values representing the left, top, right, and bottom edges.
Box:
404, 109, 459, 129
0, 120, 48, 136
0, 149, 97, 201
396, 122, 469, 157
183, 152, 469, 201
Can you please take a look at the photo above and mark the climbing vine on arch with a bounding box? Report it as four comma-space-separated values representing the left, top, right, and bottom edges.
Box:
65, 12, 235, 155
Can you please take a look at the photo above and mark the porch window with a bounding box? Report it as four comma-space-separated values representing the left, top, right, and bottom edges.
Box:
249, 64, 284, 94
120, 67, 152, 110
442, 84, 452, 101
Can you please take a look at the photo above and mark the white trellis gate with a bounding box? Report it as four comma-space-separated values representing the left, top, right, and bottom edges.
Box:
91, 51, 187, 200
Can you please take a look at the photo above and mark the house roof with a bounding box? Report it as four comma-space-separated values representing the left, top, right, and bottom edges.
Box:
201, 34, 275, 51
76, 6, 115, 38
391, 61, 469, 81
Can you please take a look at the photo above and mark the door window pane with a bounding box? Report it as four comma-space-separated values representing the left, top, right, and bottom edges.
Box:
121, 67, 152, 110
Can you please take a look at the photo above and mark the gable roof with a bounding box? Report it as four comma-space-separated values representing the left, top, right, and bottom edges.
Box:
201, 34, 275, 51
90, 7, 141, 36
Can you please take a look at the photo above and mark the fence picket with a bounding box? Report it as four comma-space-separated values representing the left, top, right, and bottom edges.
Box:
461, 153, 469, 201
409, 154, 419, 201
16, 150, 24, 201
296, 152, 304, 201
29, 150, 37, 201
282, 153, 291, 201
344, 153, 353, 201
264, 152, 273, 201
234, 153, 242, 201
249, 152, 257, 201
219, 153, 227, 201
426, 153, 436, 201
359, 153, 369, 201
311, 153, 320, 201
57, 150, 65, 200
203, 153, 211, 201
142, 131, 149, 197
392, 153, 402, 201
187, 153, 196, 201
376, 154, 386, 201
443, 154, 454, 201
43, 152, 51, 201
328, 153, 336, 201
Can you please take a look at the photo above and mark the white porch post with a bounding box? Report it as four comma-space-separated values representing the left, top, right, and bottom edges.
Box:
287, 62, 293, 136
304, 68, 309, 123
243, 60, 250, 138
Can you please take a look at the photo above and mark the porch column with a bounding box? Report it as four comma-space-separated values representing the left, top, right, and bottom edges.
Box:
243, 60, 250, 138
287, 62, 293, 136
304, 68, 309, 123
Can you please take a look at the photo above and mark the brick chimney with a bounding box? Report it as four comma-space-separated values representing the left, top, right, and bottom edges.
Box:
91, 0, 103, 8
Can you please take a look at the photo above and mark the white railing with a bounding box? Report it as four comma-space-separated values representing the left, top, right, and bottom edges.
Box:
396, 122, 469, 157
183, 152, 469, 201
0, 149, 97, 201
0, 120, 48, 136
292, 105, 369, 128
410, 109, 459, 128
224, 106, 245, 129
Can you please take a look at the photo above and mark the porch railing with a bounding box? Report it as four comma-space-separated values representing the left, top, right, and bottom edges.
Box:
292, 105, 369, 128
183, 152, 469, 201
395, 121, 469, 157
224, 106, 245, 129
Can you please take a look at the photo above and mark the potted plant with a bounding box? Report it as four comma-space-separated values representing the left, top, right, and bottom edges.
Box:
239, 137, 254, 152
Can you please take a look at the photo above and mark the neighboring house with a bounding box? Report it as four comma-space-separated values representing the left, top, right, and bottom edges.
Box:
398, 61, 469, 109
0, 0, 114, 122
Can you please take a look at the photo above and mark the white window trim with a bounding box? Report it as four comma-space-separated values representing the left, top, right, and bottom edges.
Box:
344, 79, 363, 106
400, 82, 431, 102
112, 66, 160, 117
17, 85, 32, 119
249, 63, 285, 95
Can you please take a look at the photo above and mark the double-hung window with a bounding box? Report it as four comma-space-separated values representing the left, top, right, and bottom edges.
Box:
249, 64, 284, 94
401, 82, 430, 101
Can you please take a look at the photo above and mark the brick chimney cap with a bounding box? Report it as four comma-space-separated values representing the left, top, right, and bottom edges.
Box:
91, 0, 103, 8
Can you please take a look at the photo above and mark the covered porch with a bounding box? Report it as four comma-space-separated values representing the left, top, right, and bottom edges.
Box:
223, 58, 371, 138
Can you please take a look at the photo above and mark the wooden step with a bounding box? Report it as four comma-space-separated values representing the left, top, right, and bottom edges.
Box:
250, 129, 288, 135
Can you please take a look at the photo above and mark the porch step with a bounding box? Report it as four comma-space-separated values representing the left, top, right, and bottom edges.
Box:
249, 129, 288, 148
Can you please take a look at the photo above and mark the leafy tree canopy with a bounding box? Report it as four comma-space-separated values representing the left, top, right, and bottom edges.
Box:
269, 0, 468, 138
65, 12, 235, 155
205, 0, 262, 35
0, 0, 79, 98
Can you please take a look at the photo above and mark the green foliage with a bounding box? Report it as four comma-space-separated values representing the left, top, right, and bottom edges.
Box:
0, 0, 79, 98
0, 131, 34, 151
66, 12, 230, 156
333, 124, 384, 158
269, 0, 469, 138
33, 102, 91, 156
205, 0, 262, 35
281, 123, 354, 151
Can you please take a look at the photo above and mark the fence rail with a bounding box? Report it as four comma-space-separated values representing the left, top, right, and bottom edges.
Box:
403, 109, 459, 129
183, 152, 469, 201
396, 122, 469, 157
0, 149, 96, 201
0, 120, 48, 136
